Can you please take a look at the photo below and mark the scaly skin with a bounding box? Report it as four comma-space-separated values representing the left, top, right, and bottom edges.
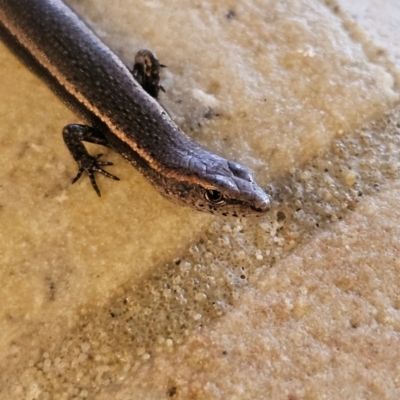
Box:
0, 0, 270, 216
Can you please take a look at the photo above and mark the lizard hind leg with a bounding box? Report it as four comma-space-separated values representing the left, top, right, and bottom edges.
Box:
131, 49, 166, 99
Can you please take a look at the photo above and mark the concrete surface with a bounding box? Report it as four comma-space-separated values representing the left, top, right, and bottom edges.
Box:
1, 0, 400, 399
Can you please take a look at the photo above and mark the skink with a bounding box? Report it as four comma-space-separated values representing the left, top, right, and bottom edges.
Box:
0, 0, 270, 217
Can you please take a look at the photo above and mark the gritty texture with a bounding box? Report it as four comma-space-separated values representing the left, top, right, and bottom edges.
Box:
1, 0, 400, 399
95, 185, 400, 400
4, 103, 400, 399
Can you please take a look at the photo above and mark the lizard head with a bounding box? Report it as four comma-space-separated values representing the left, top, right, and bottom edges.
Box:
160, 158, 271, 217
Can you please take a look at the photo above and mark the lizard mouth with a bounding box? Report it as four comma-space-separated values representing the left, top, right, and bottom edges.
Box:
250, 195, 271, 214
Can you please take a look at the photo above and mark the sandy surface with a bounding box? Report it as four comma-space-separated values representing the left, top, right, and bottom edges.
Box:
1, 0, 400, 399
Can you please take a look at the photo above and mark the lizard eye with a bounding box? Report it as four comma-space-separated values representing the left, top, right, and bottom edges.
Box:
205, 190, 225, 204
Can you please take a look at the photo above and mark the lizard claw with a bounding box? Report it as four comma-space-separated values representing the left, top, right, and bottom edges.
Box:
71, 153, 119, 196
